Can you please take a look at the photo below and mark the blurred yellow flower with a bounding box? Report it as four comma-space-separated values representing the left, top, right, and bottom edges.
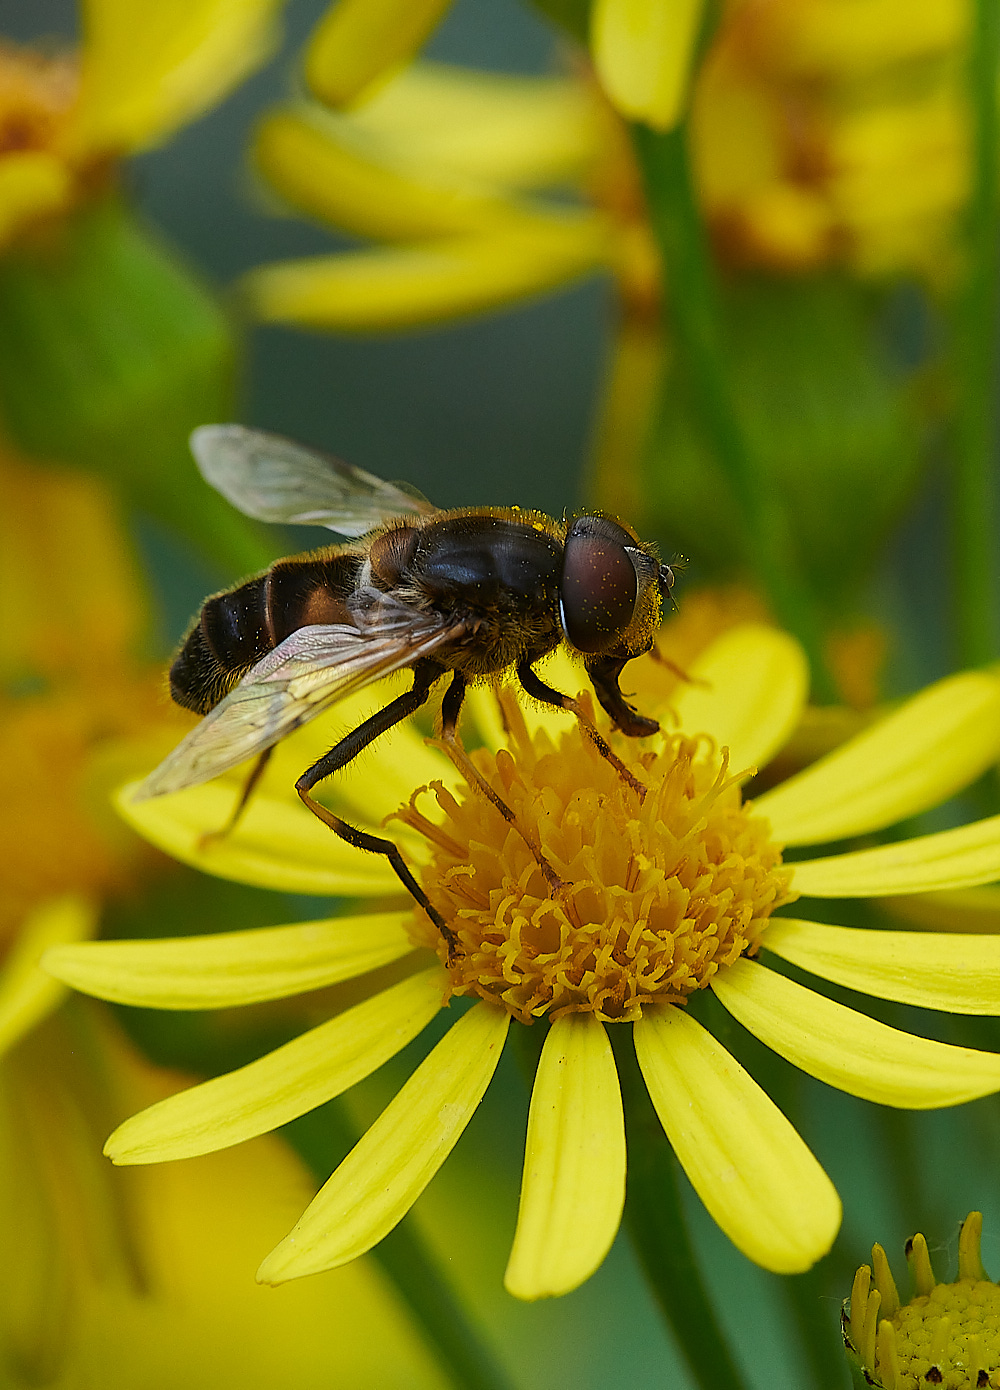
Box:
691, 0, 972, 278
246, 0, 978, 340
0, 449, 186, 1052
0, 0, 284, 252
591, 0, 707, 130
0, 449, 448, 1386
46, 625, 1000, 1298
302, 0, 706, 131
1, 1006, 451, 1388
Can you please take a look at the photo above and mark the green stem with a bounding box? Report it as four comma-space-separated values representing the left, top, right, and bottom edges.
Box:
612, 1031, 752, 1390
283, 1100, 514, 1390
951, 0, 1000, 668
631, 122, 836, 702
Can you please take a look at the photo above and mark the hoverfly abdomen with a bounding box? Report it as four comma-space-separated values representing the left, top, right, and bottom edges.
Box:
203, 579, 273, 667
170, 577, 272, 714
170, 553, 361, 715
265, 556, 360, 643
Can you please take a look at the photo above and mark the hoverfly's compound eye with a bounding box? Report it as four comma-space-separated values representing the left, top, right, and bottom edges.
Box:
559, 516, 640, 654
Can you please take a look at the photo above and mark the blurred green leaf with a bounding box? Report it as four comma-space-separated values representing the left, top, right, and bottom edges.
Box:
0, 197, 275, 580
646, 276, 927, 617
525, 0, 590, 43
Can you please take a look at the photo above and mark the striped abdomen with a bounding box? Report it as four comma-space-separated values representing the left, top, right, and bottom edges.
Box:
170, 553, 360, 714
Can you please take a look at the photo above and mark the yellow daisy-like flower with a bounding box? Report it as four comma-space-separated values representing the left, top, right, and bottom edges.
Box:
691, 0, 973, 278
846, 1212, 1000, 1389
0, 449, 189, 1054
247, 0, 975, 340
44, 624, 1000, 1298
0, 0, 283, 252
299, 0, 704, 131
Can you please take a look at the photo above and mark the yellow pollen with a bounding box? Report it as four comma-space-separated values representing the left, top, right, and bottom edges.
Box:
396, 691, 793, 1023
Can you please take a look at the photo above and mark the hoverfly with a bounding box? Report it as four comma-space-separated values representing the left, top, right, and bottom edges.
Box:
136, 425, 676, 956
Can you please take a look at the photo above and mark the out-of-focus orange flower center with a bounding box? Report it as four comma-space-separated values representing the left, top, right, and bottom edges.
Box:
0, 43, 77, 156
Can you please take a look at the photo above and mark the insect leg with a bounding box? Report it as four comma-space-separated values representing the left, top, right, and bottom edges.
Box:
439, 671, 568, 896
585, 653, 661, 740
295, 660, 460, 960
199, 745, 274, 850
518, 659, 647, 802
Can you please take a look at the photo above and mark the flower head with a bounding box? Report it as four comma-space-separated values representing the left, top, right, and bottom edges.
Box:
691, 0, 973, 278
0, 0, 283, 252
846, 1212, 1000, 1389
45, 624, 1000, 1298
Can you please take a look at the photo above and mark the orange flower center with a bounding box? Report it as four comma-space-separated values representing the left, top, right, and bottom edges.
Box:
397, 692, 794, 1024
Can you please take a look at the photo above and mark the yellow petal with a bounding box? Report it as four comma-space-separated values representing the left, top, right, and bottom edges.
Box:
462, 684, 508, 753
43, 911, 415, 1009
591, 0, 707, 131
0, 896, 96, 1056
755, 672, 1000, 845
245, 227, 609, 332
670, 624, 809, 776
791, 814, 1000, 898
254, 109, 525, 242
634, 1005, 840, 1272
115, 779, 402, 896
0, 152, 73, 251
105, 967, 446, 1163
70, 0, 283, 155
305, 0, 451, 108
257, 1000, 509, 1283
883, 886, 1000, 934
349, 63, 597, 189
762, 917, 1000, 1014
504, 1015, 625, 1300
712, 958, 1000, 1107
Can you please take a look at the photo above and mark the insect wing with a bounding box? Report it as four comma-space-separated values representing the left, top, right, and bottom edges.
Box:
190, 424, 437, 536
133, 607, 464, 799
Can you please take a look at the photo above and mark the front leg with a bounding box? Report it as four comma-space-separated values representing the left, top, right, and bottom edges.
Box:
585, 652, 660, 739
517, 659, 647, 802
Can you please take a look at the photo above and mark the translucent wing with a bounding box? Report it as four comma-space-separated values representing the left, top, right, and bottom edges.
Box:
133, 594, 465, 799
190, 424, 438, 536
